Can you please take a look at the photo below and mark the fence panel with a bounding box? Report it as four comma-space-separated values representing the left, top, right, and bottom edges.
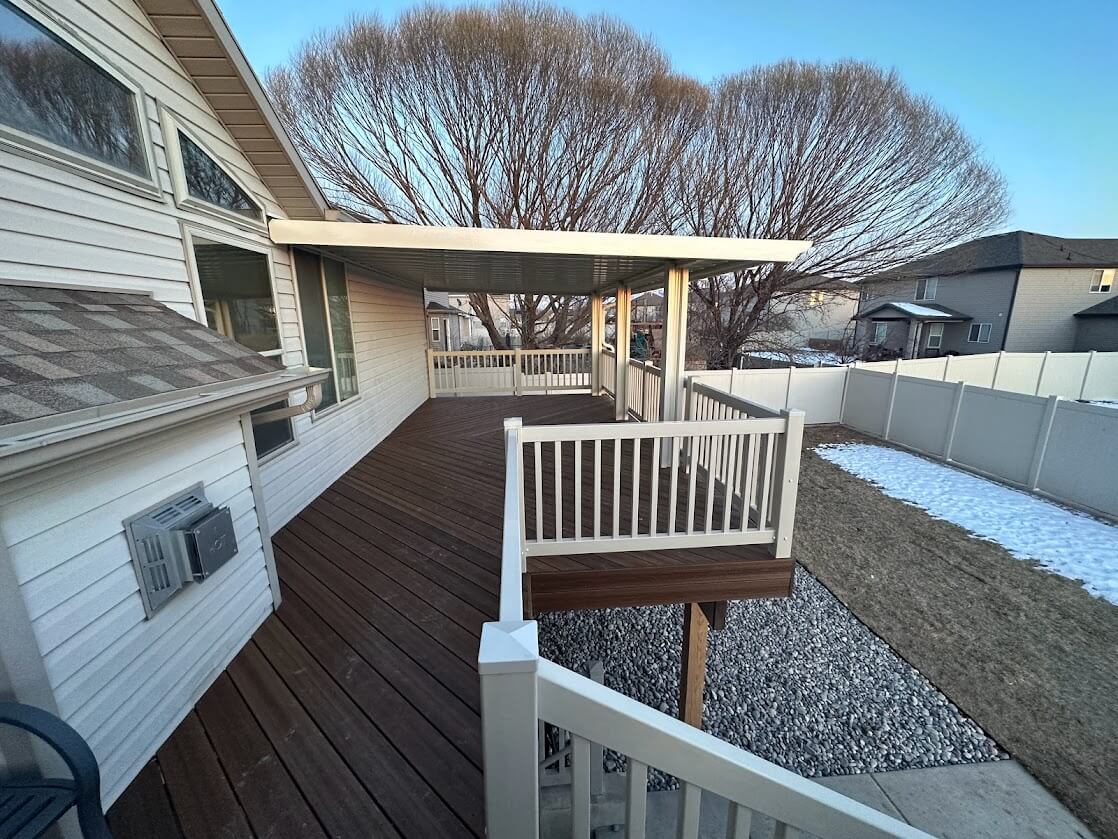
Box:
888, 378, 958, 457
841, 369, 893, 436
945, 354, 998, 387
949, 387, 1049, 485
992, 353, 1044, 394
1083, 352, 1118, 400
1036, 353, 1091, 399
1036, 401, 1118, 518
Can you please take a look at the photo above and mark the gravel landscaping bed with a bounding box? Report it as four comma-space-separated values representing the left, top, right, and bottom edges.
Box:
538, 565, 1005, 787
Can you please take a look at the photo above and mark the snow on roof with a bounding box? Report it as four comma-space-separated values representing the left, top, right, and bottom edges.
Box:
887, 302, 957, 318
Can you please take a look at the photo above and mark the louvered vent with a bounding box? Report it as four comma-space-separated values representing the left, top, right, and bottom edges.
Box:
124, 484, 239, 618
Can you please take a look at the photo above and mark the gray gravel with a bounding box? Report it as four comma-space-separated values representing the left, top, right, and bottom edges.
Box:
538, 565, 1006, 784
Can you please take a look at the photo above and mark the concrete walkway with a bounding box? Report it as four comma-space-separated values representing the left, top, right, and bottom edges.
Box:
542, 760, 1095, 838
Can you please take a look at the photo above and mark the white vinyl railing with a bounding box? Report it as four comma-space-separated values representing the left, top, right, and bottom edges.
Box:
427, 348, 592, 397
627, 358, 662, 421
479, 418, 928, 839
602, 345, 617, 398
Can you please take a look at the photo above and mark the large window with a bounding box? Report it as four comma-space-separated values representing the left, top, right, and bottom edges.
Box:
915, 278, 938, 302
1089, 269, 1114, 293
178, 129, 262, 220
0, 0, 147, 176
968, 322, 992, 343
192, 236, 291, 458
925, 322, 944, 350
295, 250, 358, 412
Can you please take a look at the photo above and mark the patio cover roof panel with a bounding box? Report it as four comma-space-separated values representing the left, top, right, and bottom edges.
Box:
269, 221, 811, 295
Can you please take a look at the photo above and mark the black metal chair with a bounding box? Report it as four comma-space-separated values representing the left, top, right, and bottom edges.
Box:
0, 702, 111, 839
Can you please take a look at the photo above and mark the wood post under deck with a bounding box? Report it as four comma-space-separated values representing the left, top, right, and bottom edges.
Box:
679, 602, 710, 728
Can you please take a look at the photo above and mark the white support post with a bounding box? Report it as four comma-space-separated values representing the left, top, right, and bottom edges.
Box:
658, 265, 690, 463
426, 348, 437, 399
771, 409, 805, 558
478, 620, 540, 839
1028, 395, 1060, 490
590, 293, 605, 396
614, 286, 632, 421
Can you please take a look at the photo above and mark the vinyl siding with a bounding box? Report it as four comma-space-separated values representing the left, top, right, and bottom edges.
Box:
1005, 267, 1118, 352
260, 264, 430, 529
0, 416, 270, 807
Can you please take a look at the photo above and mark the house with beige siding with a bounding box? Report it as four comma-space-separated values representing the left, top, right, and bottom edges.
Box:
853, 231, 1118, 359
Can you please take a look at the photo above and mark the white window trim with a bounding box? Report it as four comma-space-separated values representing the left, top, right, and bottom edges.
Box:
1089, 268, 1114, 293
926, 322, 944, 350
160, 107, 268, 234
431, 319, 441, 343
967, 322, 992, 343
870, 321, 888, 345
0, 0, 160, 198
181, 223, 286, 359
915, 277, 938, 302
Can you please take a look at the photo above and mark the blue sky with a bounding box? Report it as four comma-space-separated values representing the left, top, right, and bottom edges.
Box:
223, 0, 1116, 238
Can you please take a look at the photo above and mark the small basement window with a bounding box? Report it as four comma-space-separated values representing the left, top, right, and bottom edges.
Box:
968, 322, 992, 343
1089, 268, 1114, 293
0, 0, 149, 177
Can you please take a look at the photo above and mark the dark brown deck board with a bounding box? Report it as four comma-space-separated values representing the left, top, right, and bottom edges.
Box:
108, 394, 791, 839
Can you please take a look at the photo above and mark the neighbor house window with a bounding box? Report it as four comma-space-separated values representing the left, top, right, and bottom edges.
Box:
808, 290, 825, 306
915, 278, 938, 301
926, 322, 944, 350
295, 249, 358, 412
431, 319, 441, 343
871, 321, 888, 345
0, 0, 148, 177
968, 322, 992, 343
191, 235, 291, 458
1089, 269, 1114, 293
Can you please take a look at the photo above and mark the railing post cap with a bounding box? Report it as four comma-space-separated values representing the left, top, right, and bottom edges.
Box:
503, 417, 523, 429
478, 620, 539, 674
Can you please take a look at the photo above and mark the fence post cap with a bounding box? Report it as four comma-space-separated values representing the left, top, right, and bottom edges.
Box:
478, 620, 539, 674
503, 417, 523, 429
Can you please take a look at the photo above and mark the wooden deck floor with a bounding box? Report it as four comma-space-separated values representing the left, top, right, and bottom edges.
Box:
107, 395, 788, 839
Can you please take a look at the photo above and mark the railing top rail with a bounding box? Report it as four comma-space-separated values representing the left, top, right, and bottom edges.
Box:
431, 347, 590, 356
518, 416, 787, 442
688, 378, 783, 419
536, 660, 929, 839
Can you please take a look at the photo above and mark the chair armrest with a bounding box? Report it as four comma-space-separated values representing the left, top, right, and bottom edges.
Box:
0, 702, 101, 804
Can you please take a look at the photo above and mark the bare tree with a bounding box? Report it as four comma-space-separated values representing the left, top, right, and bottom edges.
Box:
267, 2, 706, 348
679, 61, 1008, 368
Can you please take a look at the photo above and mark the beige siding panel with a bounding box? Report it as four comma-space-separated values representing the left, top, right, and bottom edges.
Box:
0, 416, 271, 808
1005, 268, 1117, 352
260, 268, 430, 529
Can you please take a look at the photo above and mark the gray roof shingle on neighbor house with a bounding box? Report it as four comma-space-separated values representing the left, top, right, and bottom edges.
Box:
0, 285, 282, 427
862, 231, 1118, 282
1075, 296, 1118, 317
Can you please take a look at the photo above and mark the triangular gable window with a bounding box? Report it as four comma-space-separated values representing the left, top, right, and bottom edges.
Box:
178, 130, 263, 220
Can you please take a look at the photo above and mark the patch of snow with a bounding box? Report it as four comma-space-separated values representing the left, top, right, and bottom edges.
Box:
746, 347, 847, 367
815, 443, 1118, 605
1089, 400, 1118, 409
884, 302, 954, 318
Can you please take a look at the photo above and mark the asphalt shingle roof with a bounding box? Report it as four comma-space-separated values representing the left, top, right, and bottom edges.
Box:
0, 285, 282, 427
863, 231, 1118, 282
1075, 296, 1118, 317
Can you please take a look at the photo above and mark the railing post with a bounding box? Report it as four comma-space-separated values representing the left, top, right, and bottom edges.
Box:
478, 620, 540, 839
614, 286, 632, 421
590, 293, 604, 396
426, 348, 437, 399
504, 417, 526, 569
771, 409, 805, 558
514, 348, 523, 396
1028, 395, 1060, 490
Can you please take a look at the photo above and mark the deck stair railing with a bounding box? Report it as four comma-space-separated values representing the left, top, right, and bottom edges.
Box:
427, 348, 591, 397
480, 418, 930, 839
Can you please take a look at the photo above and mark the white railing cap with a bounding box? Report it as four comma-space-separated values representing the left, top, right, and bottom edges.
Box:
503, 417, 523, 430
478, 620, 539, 675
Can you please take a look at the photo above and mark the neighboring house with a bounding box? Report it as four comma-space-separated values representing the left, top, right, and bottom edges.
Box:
423, 291, 475, 350
750, 280, 857, 350
854, 231, 1118, 358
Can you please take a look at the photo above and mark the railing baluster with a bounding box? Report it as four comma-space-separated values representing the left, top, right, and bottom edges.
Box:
574, 439, 582, 541
571, 734, 591, 839
631, 437, 641, 536
649, 437, 660, 536
726, 804, 752, 839
679, 782, 701, 839
613, 438, 622, 538
625, 759, 648, 839
759, 433, 775, 529
555, 440, 563, 542
594, 439, 602, 539
686, 434, 699, 534
704, 432, 720, 533
722, 429, 736, 532
534, 441, 544, 541
669, 435, 680, 535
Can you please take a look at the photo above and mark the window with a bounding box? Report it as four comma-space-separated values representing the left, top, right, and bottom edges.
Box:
192, 238, 282, 355
178, 130, 262, 220
0, 0, 148, 178
808, 290, 825, 306
431, 319, 441, 343
1089, 268, 1114, 293
871, 321, 888, 345
968, 322, 992, 343
295, 249, 358, 412
926, 322, 944, 350
915, 278, 938, 301
190, 235, 290, 458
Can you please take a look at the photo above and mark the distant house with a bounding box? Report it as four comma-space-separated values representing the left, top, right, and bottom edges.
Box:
854, 231, 1118, 358
423, 291, 477, 350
